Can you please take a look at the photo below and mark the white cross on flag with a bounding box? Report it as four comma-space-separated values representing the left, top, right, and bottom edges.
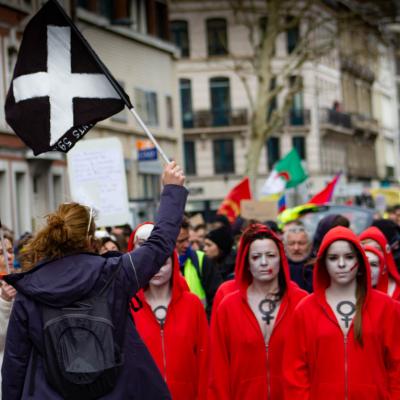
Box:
5, 0, 131, 155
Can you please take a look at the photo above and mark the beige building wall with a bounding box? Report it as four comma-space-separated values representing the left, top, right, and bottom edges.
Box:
171, 0, 400, 211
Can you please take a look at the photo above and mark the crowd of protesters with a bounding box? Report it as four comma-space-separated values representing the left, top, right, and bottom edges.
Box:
2, 170, 400, 399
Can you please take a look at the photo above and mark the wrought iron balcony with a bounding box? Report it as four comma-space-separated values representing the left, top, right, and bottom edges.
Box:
182, 108, 248, 129
320, 108, 352, 130
285, 109, 311, 126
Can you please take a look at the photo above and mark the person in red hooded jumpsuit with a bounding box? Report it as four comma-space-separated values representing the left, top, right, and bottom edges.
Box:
131, 250, 209, 400
208, 224, 307, 400
359, 226, 400, 300
284, 226, 400, 399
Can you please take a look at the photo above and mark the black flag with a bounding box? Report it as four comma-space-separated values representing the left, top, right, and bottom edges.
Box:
5, 0, 132, 155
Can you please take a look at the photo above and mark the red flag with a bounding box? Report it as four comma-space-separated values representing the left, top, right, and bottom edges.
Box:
309, 173, 341, 205
217, 177, 252, 223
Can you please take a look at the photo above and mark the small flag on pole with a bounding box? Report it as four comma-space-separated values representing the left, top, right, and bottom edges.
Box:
278, 194, 286, 213
261, 149, 308, 195
309, 172, 341, 205
217, 177, 252, 223
5, 0, 132, 155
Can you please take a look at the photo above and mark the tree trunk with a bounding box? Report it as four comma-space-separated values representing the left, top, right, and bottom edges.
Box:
246, 119, 265, 198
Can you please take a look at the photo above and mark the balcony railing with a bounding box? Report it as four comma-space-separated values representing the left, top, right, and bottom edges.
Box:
182, 108, 248, 129
285, 109, 311, 126
320, 108, 352, 129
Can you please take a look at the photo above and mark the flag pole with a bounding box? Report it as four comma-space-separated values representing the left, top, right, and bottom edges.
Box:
51, 0, 171, 165
0, 219, 10, 275
128, 108, 170, 164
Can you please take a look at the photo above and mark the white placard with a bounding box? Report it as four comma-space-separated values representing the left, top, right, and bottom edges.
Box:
67, 138, 130, 227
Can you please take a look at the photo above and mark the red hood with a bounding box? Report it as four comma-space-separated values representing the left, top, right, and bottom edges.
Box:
127, 221, 154, 251
359, 226, 400, 288
137, 250, 189, 304
315, 226, 371, 301
235, 224, 291, 297
363, 244, 385, 284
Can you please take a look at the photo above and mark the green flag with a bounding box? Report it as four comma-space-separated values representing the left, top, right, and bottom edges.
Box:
261, 149, 308, 195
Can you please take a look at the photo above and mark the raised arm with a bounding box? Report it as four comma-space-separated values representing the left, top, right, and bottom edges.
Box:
121, 162, 187, 295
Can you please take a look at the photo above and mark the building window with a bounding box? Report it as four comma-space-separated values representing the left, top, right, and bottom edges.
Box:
259, 16, 268, 37
267, 77, 277, 121
77, 0, 94, 10
266, 137, 280, 170
259, 16, 275, 54
210, 77, 230, 126
396, 56, 400, 76
166, 95, 174, 128
207, 18, 228, 56
386, 166, 395, 179
184, 140, 196, 175
155, 0, 169, 40
99, 0, 113, 19
179, 79, 193, 128
170, 20, 190, 57
135, 88, 159, 126
52, 175, 63, 211
289, 76, 304, 125
131, 0, 146, 33
213, 139, 235, 174
15, 172, 29, 236
287, 17, 299, 54
292, 136, 306, 160
142, 174, 161, 199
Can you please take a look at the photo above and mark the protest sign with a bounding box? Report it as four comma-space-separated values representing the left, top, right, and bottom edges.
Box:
67, 137, 130, 226
241, 200, 278, 221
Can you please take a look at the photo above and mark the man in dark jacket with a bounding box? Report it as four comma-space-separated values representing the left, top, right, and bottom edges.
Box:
2, 162, 187, 400
284, 224, 313, 293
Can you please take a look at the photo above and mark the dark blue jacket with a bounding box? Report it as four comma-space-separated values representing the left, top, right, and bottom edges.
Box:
288, 258, 313, 293
2, 185, 187, 400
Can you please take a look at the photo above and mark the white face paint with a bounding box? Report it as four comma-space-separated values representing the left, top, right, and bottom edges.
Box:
325, 240, 359, 286
150, 257, 173, 287
248, 238, 280, 283
361, 238, 382, 252
365, 250, 380, 287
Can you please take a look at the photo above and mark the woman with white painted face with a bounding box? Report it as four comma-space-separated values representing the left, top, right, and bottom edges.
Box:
284, 226, 400, 400
132, 250, 209, 400
208, 224, 307, 400
359, 226, 400, 300
363, 245, 385, 289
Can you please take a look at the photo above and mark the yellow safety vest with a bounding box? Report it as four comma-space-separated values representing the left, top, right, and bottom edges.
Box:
183, 250, 206, 304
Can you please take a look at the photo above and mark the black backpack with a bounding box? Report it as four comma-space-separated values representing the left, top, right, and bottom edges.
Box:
36, 265, 124, 399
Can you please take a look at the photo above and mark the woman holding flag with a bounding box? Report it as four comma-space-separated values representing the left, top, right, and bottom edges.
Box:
2, 162, 187, 400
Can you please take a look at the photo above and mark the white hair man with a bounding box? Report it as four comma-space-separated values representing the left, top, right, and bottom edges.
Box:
283, 224, 313, 292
